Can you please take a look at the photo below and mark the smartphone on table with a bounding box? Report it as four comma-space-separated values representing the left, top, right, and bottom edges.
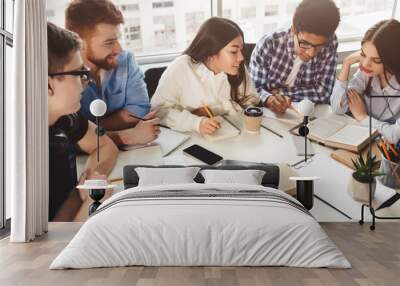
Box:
182, 144, 223, 165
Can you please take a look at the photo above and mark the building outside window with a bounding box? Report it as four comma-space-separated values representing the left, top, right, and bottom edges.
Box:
43, 0, 400, 61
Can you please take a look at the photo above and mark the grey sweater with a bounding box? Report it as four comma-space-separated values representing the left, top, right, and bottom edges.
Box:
330, 69, 400, 143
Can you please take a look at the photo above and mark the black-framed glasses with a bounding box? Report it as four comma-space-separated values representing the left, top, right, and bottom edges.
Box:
295, 33, 327, 50
49, 68, 91, 82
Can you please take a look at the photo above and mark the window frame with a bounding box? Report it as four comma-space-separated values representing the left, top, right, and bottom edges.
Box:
1, 0, 13, 233
136, 0, 400, 65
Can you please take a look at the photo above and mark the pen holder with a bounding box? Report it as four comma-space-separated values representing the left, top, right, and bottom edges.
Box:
378, 156, 400, 191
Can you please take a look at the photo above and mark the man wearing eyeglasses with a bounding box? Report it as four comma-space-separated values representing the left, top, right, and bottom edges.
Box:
48, 22, 118, 221
250, 0, 340, 114
65, 0, 161, 147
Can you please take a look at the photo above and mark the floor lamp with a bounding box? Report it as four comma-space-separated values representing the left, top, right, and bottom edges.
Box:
77, 99, 116, 215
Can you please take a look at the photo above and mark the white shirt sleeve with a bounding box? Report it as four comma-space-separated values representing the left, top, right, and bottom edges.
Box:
360, 116, 400, 144
330, 70, 367, 114
151, 63, 203, 133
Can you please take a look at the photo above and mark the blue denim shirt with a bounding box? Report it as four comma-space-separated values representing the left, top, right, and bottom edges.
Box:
80, 50, 150, 122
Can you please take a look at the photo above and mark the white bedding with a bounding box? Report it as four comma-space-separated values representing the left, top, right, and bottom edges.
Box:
50, 183, 351, 269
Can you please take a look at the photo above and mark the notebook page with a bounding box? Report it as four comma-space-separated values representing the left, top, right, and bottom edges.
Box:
308, 117, 346, 141
326, 125, 372, 147
262, 102, 302, 124
203, 116, 240, 142
154, 127, 191, 156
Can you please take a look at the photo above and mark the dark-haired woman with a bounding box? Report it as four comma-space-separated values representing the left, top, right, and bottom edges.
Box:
151, 17, 260, 135
331, 19, 400, 143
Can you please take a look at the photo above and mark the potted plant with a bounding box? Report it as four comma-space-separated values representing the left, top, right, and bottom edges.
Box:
348, 151, 384, 202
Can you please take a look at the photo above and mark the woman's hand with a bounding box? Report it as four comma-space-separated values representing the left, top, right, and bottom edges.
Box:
343, 51, 361, 66
199, 118, 221, 135
347, 89, 368, 121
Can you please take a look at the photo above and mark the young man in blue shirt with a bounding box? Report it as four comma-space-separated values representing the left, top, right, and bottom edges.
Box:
66, 0, 160, 146
250, 0, 340, 114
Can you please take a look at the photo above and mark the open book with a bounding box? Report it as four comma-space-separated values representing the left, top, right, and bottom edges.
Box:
120, 127, 190, 157
307, 113, 378, 152
203, 116, 241, 142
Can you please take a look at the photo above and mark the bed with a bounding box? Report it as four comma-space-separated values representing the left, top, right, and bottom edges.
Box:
50, 164, 350, 269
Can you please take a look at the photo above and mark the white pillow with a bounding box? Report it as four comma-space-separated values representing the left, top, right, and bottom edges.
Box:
135, 167, 201, 186
200, 169, 266, 185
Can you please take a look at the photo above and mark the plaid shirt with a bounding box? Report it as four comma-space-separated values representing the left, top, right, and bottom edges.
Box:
250, 29, 338, 103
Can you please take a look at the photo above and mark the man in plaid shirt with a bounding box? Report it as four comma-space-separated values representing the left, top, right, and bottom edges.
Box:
250, 0, 340, 113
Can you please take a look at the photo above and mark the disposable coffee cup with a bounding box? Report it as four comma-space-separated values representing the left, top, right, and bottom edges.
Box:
244, 107, 263, 133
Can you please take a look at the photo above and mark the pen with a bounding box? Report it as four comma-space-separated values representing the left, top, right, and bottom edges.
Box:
128, 113, 170, 129
260, 124, 283, 138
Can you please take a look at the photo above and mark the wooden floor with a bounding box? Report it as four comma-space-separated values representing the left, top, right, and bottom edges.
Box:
0, 222, 399, 286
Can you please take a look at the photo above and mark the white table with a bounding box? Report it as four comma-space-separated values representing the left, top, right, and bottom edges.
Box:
77, 104, 400, 222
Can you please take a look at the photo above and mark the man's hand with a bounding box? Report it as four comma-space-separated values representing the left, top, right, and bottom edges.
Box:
120, 117, 161, 145
347, 89, 368, 121
264, 91, 291, 113
199, 118, 221, 135
142, 109, 159, 120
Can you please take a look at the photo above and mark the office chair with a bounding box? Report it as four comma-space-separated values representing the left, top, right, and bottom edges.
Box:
243, 43, 256, 67
144, 66, 167, 99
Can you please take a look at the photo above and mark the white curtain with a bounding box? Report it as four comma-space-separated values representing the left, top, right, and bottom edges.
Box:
7, 0, 48, 242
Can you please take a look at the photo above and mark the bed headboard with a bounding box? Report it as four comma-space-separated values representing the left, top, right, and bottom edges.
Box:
123, 163, 280, 189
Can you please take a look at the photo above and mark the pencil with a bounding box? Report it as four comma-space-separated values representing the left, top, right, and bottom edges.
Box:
109, 177, 123, 183
203, 105, 214, 119
128, 113, 170, 129
379, 141, 391, 161
289, 105, 301, 116
260, 124, 283, 138
385, 140, 399, 157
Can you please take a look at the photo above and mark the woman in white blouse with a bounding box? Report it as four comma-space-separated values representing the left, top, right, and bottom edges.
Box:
151, 17, 260, 135
330, 19, 400, 143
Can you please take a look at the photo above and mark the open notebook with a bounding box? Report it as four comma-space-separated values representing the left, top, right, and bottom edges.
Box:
203, 116, 241, 142
307, 113, 378, 152
120, 127, 190, 157
262, 102, 303, 124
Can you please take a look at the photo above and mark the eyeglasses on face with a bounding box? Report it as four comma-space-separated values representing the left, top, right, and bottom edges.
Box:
295, 33, 327, 50
49, 68, 91, 82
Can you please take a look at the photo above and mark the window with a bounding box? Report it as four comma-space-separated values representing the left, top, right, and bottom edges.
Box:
222, 0, 398, 44
46, 0, 212, 58
1, 0, 14, 231
46, 0, 399, 61
120, 3, 139, 12
153, 15, 176, 51
152, 1, 174, 9
5, 0, 13, 33
185, 11, 206, 44
123, 18, 142, 52
241, 6, 256, 19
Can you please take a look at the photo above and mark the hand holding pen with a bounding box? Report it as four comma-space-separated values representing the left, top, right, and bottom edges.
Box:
199, 105, 221, 135
265, 89, 294, 114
